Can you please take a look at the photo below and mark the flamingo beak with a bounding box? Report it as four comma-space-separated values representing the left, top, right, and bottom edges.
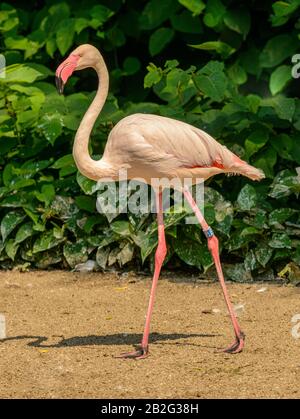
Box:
55, 54, 80, 94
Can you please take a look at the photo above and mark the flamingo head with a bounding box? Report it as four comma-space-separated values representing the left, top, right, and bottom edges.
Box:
55, 44, 101, 94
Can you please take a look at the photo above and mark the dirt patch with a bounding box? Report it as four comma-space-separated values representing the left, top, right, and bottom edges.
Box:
0, 270, 299, 399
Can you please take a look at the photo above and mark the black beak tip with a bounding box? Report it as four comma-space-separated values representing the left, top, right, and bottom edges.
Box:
55, 76, 64, 95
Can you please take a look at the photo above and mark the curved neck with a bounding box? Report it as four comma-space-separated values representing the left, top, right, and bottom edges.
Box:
73, 54, 111, 181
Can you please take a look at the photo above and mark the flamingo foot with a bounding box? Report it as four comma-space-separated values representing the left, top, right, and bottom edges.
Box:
218, 332, 245, 354
115, 345, 149, 360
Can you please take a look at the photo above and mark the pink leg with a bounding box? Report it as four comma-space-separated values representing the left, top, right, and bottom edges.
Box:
183, 187, 245, 354
116, 191, 167, 359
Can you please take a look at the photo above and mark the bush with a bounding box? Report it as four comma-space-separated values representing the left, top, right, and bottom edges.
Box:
0, 0, 299, 281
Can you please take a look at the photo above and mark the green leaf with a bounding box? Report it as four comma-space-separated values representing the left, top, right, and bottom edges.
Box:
140, 0, 177, 30
37, 113, 63, 145
0, 6, 18, 32
4, 37, 41, 59
9, 84, 45, 107
244, 209, 267, 230
63, 240, 88, 268
90, 4, 114, 28
199, 247, 214, 272
204, 188, 233, 236
270, 133, 293, 161
34, 184, 55, 206
262, 96, 296, 121
204, 0, 226, 27
139, 233, 158, 264
255, 244, 273, 268
178, 0, 205, 15
110, 221, 132, 237
239, 226, 260, 237
56, 19, 75, 55
1, 211, 26, 242
274, 97, 296, 121
236, 184, 257, 211
244, 249, 257, 271
253, 147, 277, 178
82, 215, 103, 234
3, 64, 42, 83
5, 239, 19, 260
274, 249, 293, 262
106, 27, 126, 48
48, 2, 70, 19
269, 65, 292, 95
117, 242, 134, 266
171, 10, 203, 34
144, 64, 162, 88
23, 208, 45, 231
160, 68, 191, 102
149, 28, 175, 56
226, 263, 252, 282
224, 7, 251, 39
33, 230, 65, 253
15, 222, 35, 244
76, 172, 98, 195
92, 233, 119, 250
123, 57, 141, 75
51, 195, 78, 220
227, 62, 247, 85
173, 237, 203, 269
269, 208, 296, 225
96, 247, 110, 269
269, 170, 300, 199
269, 233, 292, 249
260, 34, 298, 68
247, 95, 262, 115
2, 164, 14, 187
62, 114, 80, 132
240, 47, 261, 76
107, 247, 120, 266
189, 41, 235, 58
194, 61, 228, 102
74, 17, 89, 34
46, 38, 57, 57
51, 154, 75, 169
8, 179, 36, 192
75, 196, 96, 213
0, 194, 26, 208
244, 128, 269, 159
271, 0, 300, 26
35, 250, 62, 269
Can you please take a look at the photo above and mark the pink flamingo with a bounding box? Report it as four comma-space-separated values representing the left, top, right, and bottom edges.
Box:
56, 44, 264, 359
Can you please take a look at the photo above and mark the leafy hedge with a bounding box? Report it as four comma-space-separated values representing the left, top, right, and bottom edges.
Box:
0, 0, 300, 281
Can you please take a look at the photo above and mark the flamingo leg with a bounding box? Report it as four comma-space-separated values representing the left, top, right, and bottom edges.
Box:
116, 191, 166, 359
183, 187, 245, 354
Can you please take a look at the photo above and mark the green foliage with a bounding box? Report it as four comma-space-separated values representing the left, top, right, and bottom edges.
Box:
0, 0, 300, 281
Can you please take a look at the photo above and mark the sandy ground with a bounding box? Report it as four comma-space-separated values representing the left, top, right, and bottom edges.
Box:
0, 270, 299, 399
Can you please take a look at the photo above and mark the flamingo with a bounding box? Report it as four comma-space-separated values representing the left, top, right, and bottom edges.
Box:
55, 44, 264, 359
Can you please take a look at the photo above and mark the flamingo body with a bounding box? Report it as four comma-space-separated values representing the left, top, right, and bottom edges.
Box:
103, 113, 264, 185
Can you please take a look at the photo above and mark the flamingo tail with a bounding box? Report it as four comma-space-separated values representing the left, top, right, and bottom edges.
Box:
229, 156, 265, 181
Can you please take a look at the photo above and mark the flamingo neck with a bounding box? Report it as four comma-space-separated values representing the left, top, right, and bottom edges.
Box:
73, 54, 114, 181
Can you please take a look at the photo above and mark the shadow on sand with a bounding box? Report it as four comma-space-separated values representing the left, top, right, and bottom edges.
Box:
0, 331, 219, 349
